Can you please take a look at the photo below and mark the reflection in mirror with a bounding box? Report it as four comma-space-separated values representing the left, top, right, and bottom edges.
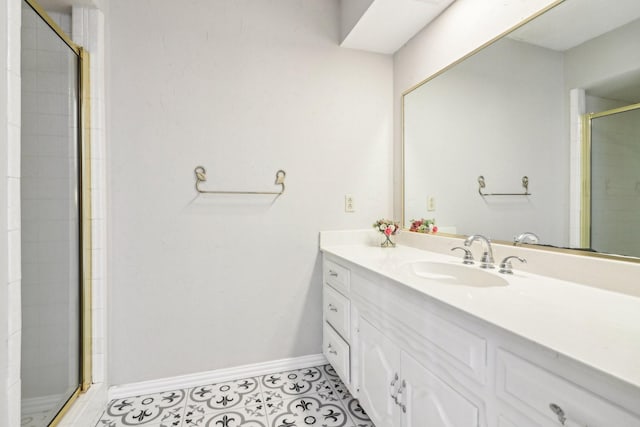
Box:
403, 0, 640, 259
588, 104, 640, 258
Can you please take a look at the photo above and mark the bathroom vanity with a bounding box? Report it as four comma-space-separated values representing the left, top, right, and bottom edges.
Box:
320, 232, 640, 427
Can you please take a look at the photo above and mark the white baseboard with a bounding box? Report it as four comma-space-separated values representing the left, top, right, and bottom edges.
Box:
108, 353, 328, 401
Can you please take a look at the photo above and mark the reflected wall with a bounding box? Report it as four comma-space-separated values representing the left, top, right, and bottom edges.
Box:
403, 36, 567, 245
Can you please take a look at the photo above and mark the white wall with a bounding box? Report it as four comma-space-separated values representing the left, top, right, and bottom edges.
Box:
107, 0, 392, 385
393, 0, 559, 219
404, 38, 567, 245
564, 18, 640, 92
0, 0, 11, 422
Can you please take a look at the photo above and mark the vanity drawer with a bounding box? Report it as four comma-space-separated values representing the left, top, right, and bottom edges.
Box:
324, 322, 350, 384
496, 349, 640, 427
324, 284, 350, 340
324, 259, 350, 296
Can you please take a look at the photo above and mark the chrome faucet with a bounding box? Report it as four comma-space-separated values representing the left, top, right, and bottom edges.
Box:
514, 231, 539, 246
464, 234, 495, 268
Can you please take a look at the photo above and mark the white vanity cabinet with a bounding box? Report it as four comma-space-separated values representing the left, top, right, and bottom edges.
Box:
357, 316, 479, 427
356, 316, 401, 427
495, 349, 640, 426
321, 251, 640, 427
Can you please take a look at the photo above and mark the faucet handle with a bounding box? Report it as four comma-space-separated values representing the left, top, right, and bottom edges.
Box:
499, 256, 527, 274
451, 247, 474, 265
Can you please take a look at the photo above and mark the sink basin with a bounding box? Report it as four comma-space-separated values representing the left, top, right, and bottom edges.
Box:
402, 261, 508, 287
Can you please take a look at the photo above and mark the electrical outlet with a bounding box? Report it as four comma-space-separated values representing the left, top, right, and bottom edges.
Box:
345, 194, 355, 212
427, 196, 436, 211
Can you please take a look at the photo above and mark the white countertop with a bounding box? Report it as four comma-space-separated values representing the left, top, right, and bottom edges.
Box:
320, 241, 640, 389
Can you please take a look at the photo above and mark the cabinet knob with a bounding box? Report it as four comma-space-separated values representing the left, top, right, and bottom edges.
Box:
549, 403, 567, 425
390, 373, 399, 401
397, 380, 407, 413
390, 373, 399, 388
328, 270, 338, 277
328, 304, 338, 312
327, 343, 337, 356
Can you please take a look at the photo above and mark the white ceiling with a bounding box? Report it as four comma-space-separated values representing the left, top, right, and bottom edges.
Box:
340, 0, 456, 55
506, 0, 640, 103
508, 0, 640, 51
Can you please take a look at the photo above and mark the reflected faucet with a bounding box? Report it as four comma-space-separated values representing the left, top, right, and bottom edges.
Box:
514, 232, 539, 246
464, 234, 495, 269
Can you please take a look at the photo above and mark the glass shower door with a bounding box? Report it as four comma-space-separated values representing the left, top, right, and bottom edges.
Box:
21, 2, 82, 425
589, 104, 640, 258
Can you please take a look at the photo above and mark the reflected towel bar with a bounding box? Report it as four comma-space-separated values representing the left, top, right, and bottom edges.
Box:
194, 166, 286, 196
478, 175, 531, 196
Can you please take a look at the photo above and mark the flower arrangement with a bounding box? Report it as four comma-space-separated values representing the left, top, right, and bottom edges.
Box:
373, 219, 400, 247
409, 218, 438, 234
373, 219, 400, 236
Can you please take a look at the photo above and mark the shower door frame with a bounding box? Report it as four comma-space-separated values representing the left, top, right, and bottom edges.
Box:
22, 0, 92, 424
580, 101, 640, 250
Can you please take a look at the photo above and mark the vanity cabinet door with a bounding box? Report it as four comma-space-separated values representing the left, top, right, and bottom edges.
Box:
357, 317, 402, 427
401, 351, 479, 427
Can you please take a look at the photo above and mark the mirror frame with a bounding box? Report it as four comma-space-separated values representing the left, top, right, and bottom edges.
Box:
400, 0, 640, 265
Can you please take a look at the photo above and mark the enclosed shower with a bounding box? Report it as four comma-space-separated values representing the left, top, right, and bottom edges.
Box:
587, 103, 640, 258
20, 1, 90, 425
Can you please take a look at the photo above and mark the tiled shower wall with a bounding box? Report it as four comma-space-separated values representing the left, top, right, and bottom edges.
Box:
59, 5, 109, 425
72, 6, 108, 387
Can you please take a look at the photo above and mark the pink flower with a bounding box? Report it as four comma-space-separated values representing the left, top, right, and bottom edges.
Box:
384, 227, 392, 236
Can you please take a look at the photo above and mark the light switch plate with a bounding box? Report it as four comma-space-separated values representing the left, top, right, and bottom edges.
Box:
345, 194, 355, 212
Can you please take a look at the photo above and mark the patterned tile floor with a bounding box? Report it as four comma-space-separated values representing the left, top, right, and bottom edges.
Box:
96, 364, 374, 427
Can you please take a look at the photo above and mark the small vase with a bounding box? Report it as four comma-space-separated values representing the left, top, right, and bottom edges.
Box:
381, 234, 396, 248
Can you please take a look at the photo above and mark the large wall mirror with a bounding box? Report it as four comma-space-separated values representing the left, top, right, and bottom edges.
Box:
403, 0, 640, 260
